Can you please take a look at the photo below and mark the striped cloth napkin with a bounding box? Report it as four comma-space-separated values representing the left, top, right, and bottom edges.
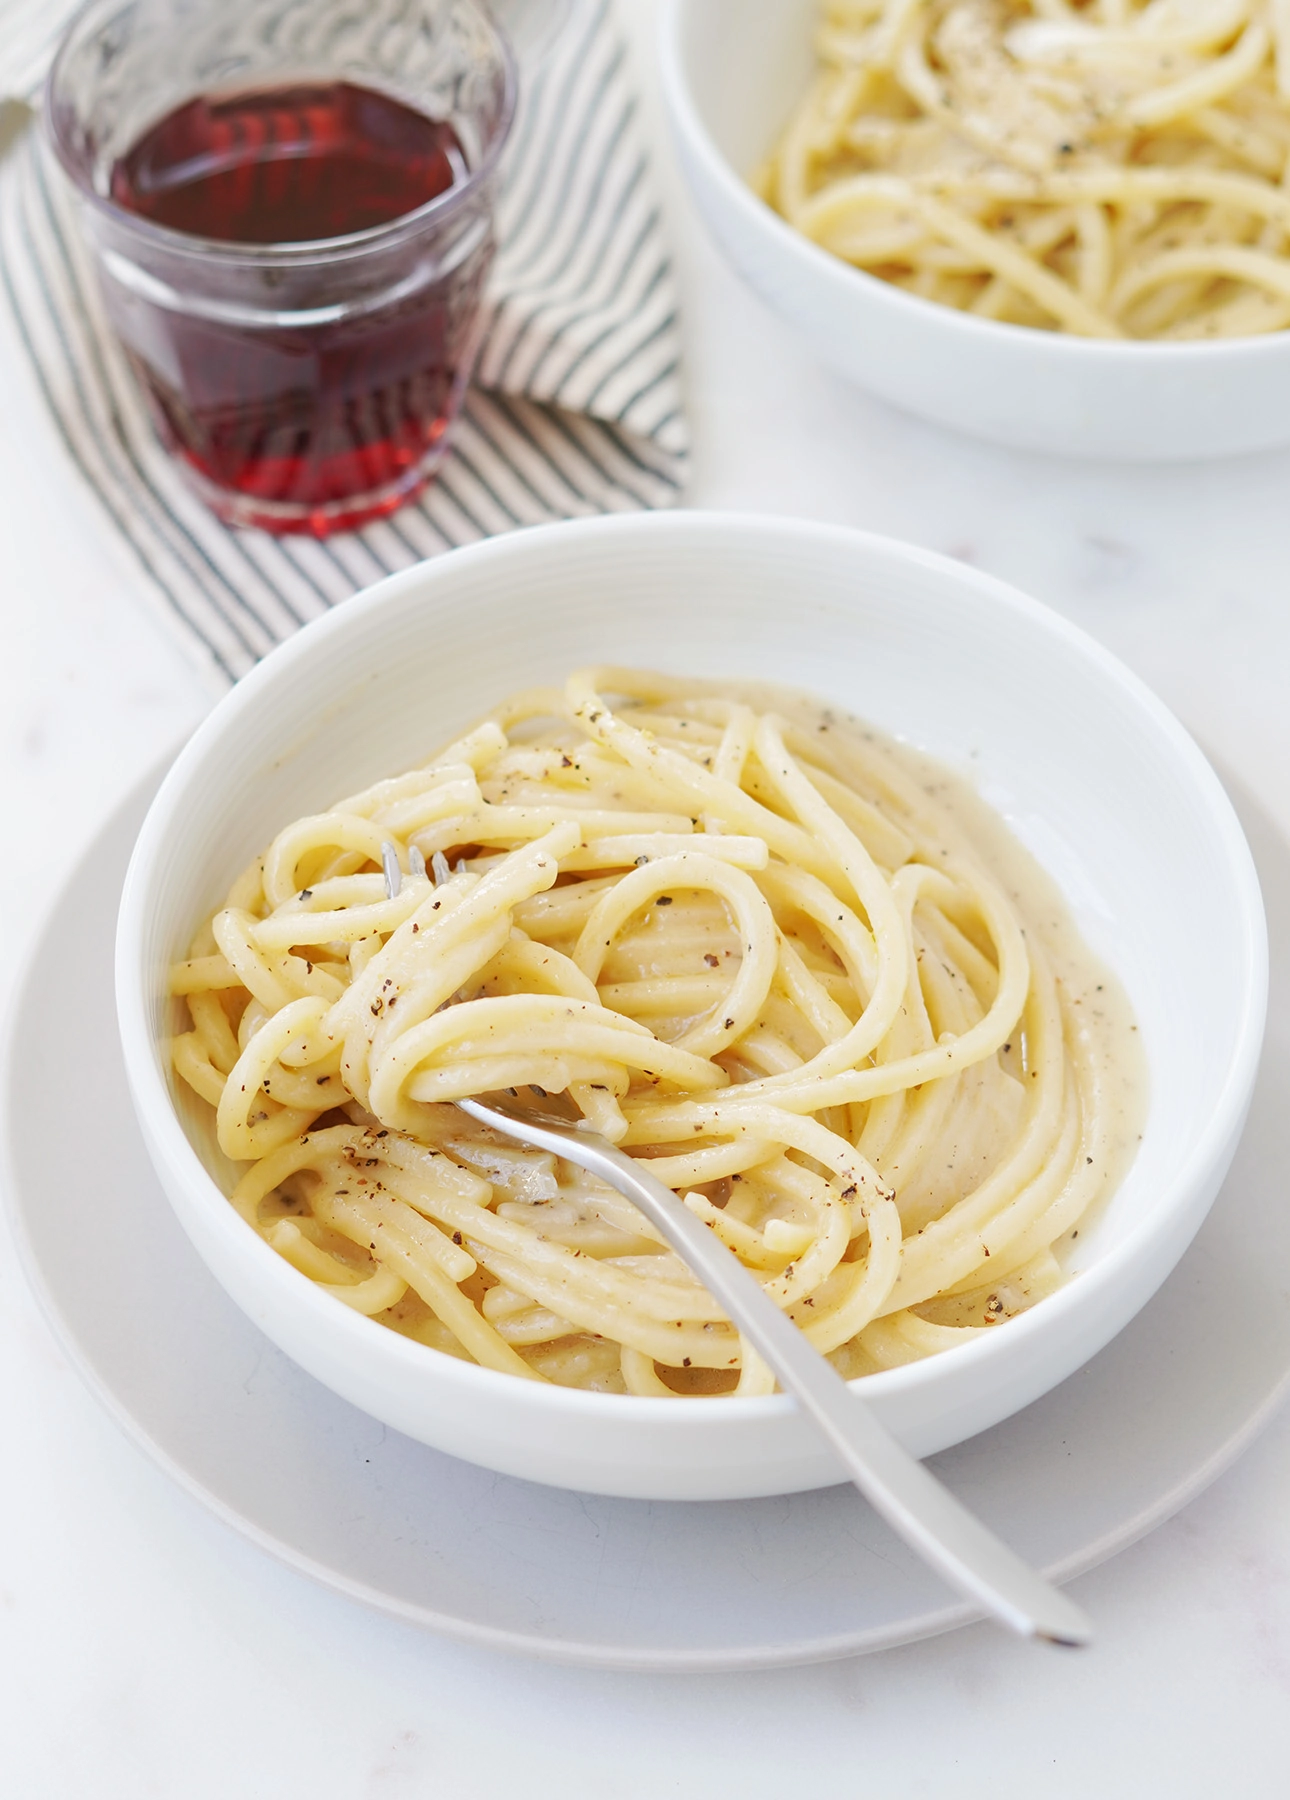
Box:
0, 0, 687, 687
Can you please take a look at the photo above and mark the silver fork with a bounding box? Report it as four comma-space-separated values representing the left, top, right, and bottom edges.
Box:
457, 1089, 1091, 1647
381, 842, 1090, 1644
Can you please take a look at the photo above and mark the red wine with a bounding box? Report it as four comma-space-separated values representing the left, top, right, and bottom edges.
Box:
107, 82, 489, 533
111, 83, 466, 243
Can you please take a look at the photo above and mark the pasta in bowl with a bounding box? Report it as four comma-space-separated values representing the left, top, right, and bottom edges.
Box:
661, 0, 1290, 456
758, 0, 1290, 343
169, 668, 1141, 1398
117, 512, 1264, 1499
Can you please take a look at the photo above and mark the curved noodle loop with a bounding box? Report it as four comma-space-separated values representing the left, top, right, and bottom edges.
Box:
168, 669, 1139, 1395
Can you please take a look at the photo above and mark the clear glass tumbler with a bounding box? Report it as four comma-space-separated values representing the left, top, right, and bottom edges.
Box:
46, 0, 516, 534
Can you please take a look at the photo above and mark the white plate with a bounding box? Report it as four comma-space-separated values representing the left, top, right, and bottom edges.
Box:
6, 765, 1290, 1672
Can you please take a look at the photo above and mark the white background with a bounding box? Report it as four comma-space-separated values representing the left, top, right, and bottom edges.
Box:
2, 2, 1290, 1791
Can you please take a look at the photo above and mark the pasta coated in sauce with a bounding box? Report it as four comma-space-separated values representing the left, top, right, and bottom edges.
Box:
169, 669, 1142, 1396
758, 0, 1290, 339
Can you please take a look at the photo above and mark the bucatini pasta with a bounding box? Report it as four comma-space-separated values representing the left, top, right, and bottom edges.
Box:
169, 669, 1143, 1396
757, 0, 1290, 338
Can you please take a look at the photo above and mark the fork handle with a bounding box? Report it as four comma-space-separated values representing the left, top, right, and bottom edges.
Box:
456, 1096, 1091, 1646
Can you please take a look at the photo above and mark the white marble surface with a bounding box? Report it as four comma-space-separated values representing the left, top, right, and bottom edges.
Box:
3, 3, 1290, 1791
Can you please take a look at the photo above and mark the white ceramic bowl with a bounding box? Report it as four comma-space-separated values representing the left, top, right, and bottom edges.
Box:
117, 511, 1266, 1499
660, 0, 1290, 461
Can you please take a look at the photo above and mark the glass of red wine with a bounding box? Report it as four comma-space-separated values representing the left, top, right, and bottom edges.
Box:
46, 0, 517, 535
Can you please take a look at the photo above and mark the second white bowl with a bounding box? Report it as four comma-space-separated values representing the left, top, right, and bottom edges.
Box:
660, 0, 1290, 461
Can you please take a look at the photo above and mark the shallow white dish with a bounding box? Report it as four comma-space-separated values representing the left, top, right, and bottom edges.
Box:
115, 511, 1265, 1501
659, 0, 1290, 461
10, 767, 1290, 1668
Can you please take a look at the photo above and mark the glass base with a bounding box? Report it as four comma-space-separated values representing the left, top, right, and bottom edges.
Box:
170, 439, 448, 536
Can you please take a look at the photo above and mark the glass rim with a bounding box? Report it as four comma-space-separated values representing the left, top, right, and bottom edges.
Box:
43, 0, 519, 266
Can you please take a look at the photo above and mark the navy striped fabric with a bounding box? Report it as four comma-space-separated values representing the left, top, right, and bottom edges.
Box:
0, 0, 687, 686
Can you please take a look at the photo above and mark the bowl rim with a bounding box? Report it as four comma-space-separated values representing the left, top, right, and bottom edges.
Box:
116, 509, 1269, 1430
658, 0, 1290, 365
